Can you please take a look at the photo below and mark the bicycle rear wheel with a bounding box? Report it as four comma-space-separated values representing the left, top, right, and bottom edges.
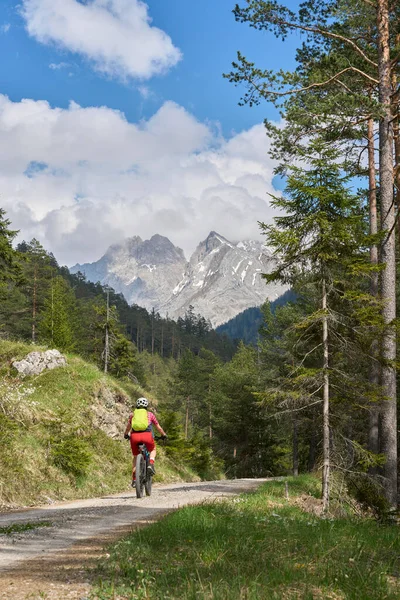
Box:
135, 454, 145, 498
145, 468, 152, 496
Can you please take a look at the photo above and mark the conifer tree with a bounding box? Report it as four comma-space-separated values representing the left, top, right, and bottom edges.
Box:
0, 209, 24, 335
261, 153, 373, 509
17, 239, 55, 343
40, 275, 76, 351
0, 209, 21, 284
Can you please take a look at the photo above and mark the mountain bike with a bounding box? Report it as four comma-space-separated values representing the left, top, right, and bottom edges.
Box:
134, 436, 166, 499
135, 442, 152, 498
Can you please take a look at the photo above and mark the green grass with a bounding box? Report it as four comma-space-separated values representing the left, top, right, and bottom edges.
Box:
92, 475, 400, 600
0, 520, 52, 535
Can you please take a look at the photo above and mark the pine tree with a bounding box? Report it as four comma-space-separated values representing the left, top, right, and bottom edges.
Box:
17, 239, 55, 343
40, 276, 76, 351
0, 209, 21, 284
261, 153, 373, 509
0, 209, 24, 335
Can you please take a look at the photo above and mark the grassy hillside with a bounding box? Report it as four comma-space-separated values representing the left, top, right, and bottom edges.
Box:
0, 340, 199, 507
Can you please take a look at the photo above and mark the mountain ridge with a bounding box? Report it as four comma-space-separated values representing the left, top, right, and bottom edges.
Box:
71, 231, 287, 327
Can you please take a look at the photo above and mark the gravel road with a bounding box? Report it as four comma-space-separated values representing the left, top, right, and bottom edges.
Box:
0, 479, 268, 600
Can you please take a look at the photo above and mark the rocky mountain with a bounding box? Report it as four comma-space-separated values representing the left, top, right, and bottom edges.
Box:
71, 234, 187, 310
71, 231, 286, 327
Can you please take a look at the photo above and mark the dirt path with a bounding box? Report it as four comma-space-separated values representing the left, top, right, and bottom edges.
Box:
0, 479, 268, 600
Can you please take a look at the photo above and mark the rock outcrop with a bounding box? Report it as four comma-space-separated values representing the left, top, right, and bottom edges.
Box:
90, 382, 129, 439
13, 350, 67, 377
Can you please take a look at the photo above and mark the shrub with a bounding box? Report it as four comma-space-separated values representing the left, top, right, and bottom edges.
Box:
50, 435, 92, 477
346, 472, 391, 520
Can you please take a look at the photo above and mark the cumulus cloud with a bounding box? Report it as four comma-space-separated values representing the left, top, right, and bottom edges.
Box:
21, 0, 181, 80
0, 95, 279, 266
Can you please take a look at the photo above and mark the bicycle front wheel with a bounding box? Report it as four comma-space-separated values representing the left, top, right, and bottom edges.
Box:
135, 453, 145, 498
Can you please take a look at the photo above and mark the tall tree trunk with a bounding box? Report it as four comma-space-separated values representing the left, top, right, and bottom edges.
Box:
367, 117, 381, 460
322, 277, 330, 512
292, 414, 299, 477
392, 35, 400, 215
377, 0, 397, 507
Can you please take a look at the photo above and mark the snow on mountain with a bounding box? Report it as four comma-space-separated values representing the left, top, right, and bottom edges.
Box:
70, 231, 286, 327
160, 231, 285, 327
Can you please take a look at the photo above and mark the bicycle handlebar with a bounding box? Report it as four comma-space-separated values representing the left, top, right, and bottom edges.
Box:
124, 434, 167, 441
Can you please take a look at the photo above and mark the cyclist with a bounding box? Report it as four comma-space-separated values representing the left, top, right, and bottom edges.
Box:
124, 397, 167, 486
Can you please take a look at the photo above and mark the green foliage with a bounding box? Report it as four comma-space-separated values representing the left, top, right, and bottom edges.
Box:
346, 473, 391, 520
109, 332, 145, 383
50, 435, 92, 478
159, 411, 224, 480
188, 431, 224, 480
0, 208, 22, 285
216, 289, 296, 344
40, 275, 76, 351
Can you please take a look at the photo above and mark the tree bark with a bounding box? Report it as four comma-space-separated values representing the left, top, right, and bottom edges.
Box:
322, 277, 330, 512
292, 414, 299, 477
392, 34, 400, 216
367, 117, 381, 460
377, 0, 397, 507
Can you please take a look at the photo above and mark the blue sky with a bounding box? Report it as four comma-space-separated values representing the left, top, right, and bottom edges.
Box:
0, 0, 300, 264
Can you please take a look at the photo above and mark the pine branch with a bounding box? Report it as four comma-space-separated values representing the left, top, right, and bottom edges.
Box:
265, 397, 323, 420
245, 67, 378, 99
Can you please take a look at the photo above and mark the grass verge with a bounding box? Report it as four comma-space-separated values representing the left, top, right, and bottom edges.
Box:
92, 475, 400, 600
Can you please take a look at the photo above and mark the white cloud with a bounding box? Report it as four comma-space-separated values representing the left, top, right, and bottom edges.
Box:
0, 95, 279, 266
49, 62, 70, 70
21, 0, 181, 80
1, 23, 11, 34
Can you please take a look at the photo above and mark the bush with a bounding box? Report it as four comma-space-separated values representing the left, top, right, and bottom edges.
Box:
189, 432, 224, 480
51, 435, 92, 477
346, 473, 391, 520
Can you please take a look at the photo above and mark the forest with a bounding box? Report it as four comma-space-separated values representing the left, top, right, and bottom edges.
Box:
1, 0, 400, 516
